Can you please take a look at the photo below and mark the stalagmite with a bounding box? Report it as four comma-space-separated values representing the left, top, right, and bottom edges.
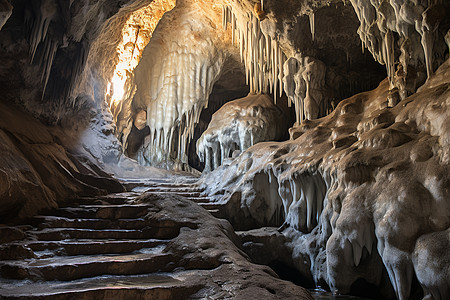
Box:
197, 94, 288, 172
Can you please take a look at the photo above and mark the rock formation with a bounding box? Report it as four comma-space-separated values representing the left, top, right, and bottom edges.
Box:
0, 0, 449, 299
197, 93, 289, 172
201, 59, 450, 300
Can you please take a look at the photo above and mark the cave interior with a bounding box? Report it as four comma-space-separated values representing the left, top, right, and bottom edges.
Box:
0, 0, 449, 299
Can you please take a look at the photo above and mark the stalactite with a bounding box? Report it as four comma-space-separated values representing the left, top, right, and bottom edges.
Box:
309, 12, 315, 41
223, 5, 285, 99
39, 38, 59, 98
222, 5, 226, 30
349, 0, 446, 100
273, 39, 278, 102
278, 46, 284, 98
384, 30, 395, 87
24, 0, 64, 100
231, 13, 236, 45
28, 0, 57, 62
421, 26, 434, 79
282, 55, 326, 124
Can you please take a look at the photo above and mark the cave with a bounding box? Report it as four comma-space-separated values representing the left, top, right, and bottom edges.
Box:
0, 0, 449, 299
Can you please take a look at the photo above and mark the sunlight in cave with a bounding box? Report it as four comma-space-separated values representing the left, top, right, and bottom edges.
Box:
106, 0, 176, 108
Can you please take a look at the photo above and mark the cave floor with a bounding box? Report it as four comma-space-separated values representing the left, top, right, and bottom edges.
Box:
0, 178, 314, 299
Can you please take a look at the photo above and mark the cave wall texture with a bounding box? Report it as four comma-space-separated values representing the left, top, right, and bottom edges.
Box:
0, 0, 449, 299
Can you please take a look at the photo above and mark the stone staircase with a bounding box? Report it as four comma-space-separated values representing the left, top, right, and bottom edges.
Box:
0, 180, 214, 299
120, 179, 224, 217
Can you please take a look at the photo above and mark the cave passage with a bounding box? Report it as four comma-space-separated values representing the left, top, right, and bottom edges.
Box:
0, 0, 449, 299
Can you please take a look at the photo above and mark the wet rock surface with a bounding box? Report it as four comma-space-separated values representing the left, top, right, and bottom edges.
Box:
0, 179, 313, 299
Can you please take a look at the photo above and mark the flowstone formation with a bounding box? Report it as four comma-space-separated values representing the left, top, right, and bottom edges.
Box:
113, 0, 233, 171
105, 0, 176, 117
201, 60, 450, 299
197, 93, 289, 172
132, 5, 226, 169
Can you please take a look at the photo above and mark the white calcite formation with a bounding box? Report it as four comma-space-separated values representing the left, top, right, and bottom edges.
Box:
223, 3, 332, 125
350, 0, 448, 98
201, 59, 450, 300
98, 0, 382, 170
131, 2, 226, 170
222, 4, 286, 101
105, 0, 176, 118
197, 93, 288, 172
283, 55, 327, 124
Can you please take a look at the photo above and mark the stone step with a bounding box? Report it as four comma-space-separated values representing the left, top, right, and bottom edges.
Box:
0, 250, 174, 281
186, 197, 211, 203
123, 181, 199, 188
206, 209, 225, 219
32, 216, 192, 233
0, 227, 26, 244
64, 194, 137, 206
0, 244, 36, 260
122, 181, 202, 192
48, 204, 153, 219
0, 274, 201, 299
197, 203, 223, 210
32, 216, 156, 230
26, 239, 167, 256
131, 185, 204, 193
148, 191, 204, 198
28, 227, 179, 241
